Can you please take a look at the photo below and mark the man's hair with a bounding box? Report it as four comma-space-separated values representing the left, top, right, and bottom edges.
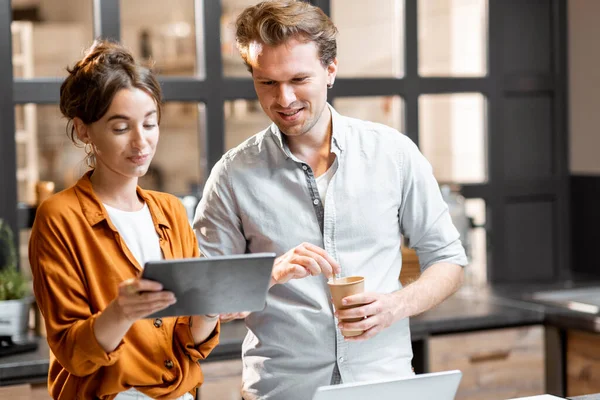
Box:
235, 0, 338, 70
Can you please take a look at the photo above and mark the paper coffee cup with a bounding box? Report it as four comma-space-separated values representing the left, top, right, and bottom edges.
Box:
328, 276, 365, 337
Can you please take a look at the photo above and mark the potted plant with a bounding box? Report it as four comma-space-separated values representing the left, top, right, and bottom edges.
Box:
0, 218, 32, 341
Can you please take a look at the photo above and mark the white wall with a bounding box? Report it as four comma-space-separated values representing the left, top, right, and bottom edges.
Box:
569, 0, 600, 174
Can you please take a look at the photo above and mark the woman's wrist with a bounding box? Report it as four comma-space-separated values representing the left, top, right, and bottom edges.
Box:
189, 314, 218, 328
189, 314, 219, 345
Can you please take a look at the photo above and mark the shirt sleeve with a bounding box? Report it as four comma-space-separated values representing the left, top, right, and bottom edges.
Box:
29, 208, 125, 376
174, 317, 221, 362
193, 157, 247, 256
398, 138, 469, 270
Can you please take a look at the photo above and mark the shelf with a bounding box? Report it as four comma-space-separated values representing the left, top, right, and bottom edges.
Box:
17, 204, 36, 230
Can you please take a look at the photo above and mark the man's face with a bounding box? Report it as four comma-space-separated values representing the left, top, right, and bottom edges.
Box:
251, 38, 338, 139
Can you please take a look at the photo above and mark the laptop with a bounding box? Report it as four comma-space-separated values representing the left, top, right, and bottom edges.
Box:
141, 252, 275, 318
312, 370, 462, 400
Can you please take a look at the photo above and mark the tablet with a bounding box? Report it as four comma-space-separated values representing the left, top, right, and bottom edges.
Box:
141, 253, 276, 318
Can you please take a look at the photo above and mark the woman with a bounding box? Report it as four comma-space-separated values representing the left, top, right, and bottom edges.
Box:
29, 40, 219, 400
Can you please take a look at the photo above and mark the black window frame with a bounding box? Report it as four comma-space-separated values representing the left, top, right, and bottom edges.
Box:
0, 0, 570, 284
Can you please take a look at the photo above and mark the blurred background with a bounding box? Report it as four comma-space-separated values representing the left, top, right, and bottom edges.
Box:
2, 1, 600, 399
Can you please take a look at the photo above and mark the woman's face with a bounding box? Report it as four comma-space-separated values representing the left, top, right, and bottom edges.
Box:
77, 88, 159, 180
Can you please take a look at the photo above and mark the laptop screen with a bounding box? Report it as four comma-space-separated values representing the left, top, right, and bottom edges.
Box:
312, 370, 462, 400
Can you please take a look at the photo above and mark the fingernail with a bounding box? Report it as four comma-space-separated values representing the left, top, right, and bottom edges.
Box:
342, 299, 347, 305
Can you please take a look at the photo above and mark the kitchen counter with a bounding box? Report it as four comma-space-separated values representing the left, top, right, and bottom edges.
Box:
2, 285, 599, 398
410, 288, 544, 337
0, 291, 544, 386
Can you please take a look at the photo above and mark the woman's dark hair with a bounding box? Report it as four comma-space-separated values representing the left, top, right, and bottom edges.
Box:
59, 39, 162, 154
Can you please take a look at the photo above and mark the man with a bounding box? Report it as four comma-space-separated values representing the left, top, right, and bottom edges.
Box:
193, 1, 467, 399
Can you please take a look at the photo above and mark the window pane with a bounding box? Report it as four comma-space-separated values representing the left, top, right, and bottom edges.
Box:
221, 0, 261, 77
140, 103, 206, 195
334, 96, 404, 132
332, 0, 404, 77
440, 189, 487, 289
419, 93, 487, 183
465, 198, 487, 288
418, 0, 487, 77
224, 100, 271, 150
11, 1, 94, 77
14, 102, 205, 205
19, 229, 33, 281
121, 0, 203, 77
15, 104, 82, 205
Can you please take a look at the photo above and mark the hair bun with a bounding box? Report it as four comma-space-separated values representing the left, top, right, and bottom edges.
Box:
98, 46, 135, 66
70, 40, 135, 75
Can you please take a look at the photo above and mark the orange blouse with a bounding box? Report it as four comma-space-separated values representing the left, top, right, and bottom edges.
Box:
29, 172, 220, 400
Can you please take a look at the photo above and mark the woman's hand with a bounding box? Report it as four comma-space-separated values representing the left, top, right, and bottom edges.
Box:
94, 278, 176, 352
112, 278, 177, 324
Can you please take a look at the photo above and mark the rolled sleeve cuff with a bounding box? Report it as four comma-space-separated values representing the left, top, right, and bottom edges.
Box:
174, 317, 220, 362
53, 313, 126, 376
417, 240, 469, 271
83, 313, 126, 364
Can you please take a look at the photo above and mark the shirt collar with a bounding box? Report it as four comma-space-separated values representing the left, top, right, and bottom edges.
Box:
74, 170, 171, 230
269, 103, 346, 158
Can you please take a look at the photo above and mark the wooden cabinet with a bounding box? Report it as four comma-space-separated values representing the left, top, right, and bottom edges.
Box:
198, 359, 243, 400
0, 383, 51, 400
567, 329, 600, 397
400, 247, 420, 286
428, 325, 545, 400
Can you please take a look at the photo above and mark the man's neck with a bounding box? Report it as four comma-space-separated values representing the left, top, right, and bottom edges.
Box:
286, 103, 331, 153
286, 108, 335, 177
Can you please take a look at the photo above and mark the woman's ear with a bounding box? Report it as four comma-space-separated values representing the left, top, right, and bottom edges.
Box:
73, 117, 90, 143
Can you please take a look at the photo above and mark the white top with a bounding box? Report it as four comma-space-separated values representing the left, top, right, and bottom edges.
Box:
316, 159, 338, 205
103, 203, 163, 267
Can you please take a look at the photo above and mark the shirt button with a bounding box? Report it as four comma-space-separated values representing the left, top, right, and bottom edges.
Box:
313, 199, 320, 205
153, 318, 163, 328
164, 360, 174, 369
325, 237, 331, 244
302, 165, 308, 171
338, 357, 344, 363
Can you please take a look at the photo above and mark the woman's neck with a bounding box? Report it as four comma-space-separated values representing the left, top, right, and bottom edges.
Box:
90, 167, 143, 211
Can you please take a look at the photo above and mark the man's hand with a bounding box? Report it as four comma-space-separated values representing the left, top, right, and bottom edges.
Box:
334, 292, 400, 341
270, 242, 341, 286
335, 263, 463, 341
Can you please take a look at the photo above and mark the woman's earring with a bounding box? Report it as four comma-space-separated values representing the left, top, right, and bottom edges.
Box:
84, 143, 93, 156
84, 142, 95, 169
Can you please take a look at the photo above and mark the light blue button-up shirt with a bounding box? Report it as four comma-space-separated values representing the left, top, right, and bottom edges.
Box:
193, 105, 467, 400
